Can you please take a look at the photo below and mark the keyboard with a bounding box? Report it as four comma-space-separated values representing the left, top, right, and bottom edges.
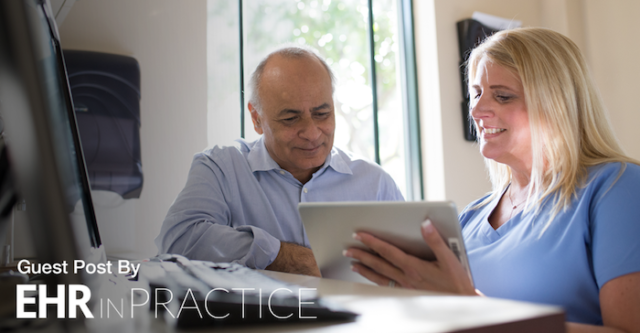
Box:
136, 254, 357, 328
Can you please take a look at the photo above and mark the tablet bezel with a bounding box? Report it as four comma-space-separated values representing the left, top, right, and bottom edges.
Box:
298, 201, 473, 285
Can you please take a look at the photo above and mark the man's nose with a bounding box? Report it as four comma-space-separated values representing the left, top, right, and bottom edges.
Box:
298, 117, 322, 141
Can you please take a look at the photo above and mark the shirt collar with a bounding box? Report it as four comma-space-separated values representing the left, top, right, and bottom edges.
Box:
240, 136, 280, 172
240, 136, 353, 176
326, 147, 353, 175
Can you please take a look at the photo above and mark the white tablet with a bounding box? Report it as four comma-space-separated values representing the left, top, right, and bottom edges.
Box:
298, 201, 472, 285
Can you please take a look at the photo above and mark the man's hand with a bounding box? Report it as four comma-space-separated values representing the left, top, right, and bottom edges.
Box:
265, 242, 322, 277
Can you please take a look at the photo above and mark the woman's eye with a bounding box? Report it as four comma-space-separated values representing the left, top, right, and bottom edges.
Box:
473, 93, 481, 99
496, 95, 511, 102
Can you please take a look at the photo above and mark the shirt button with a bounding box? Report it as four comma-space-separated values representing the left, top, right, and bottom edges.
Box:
303, 188, 308, 193
280, 170, 285, 175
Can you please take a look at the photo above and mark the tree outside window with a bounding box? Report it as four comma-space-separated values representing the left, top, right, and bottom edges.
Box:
208, 0, 409, 197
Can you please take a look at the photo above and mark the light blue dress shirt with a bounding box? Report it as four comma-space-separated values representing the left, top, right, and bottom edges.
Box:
155, 137, 404, 269
460, 162, 640, 324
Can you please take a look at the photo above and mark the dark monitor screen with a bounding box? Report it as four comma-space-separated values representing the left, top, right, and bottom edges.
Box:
0, 0, 104, 282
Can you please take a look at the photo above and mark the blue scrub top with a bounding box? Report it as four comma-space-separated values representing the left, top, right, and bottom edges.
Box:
460, 162, 640, 324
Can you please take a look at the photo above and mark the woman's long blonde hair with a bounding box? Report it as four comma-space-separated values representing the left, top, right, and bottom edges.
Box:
468, 28, 638, 230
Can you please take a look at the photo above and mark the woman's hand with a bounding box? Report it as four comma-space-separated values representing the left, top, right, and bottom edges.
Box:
344, 220, 477, 296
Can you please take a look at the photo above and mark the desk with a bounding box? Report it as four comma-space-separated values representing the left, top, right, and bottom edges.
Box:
2, 270, 564, 333
159, 270, 564, 333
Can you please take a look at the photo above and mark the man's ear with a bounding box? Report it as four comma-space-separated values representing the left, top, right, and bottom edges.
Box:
248, 102, 264, 135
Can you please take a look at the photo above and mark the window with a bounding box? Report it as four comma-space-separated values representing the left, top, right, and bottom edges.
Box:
207, 0, 422, 200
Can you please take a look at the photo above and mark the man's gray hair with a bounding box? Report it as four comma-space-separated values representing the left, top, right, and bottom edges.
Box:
248, 45, 336, 112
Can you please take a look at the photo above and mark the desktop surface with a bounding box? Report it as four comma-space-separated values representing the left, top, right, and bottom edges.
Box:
3, 261, 564, 333
133, 270, 566, 333
100, 256, 564, 332
252, 271, 566, 333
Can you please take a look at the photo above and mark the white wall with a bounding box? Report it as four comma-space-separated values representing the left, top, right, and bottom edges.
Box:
414, 0, 640, 210
58, 0, 208, 258
583, 0, 640, 160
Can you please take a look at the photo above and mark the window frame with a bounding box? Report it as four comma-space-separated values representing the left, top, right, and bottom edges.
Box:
235, 0, 423, 200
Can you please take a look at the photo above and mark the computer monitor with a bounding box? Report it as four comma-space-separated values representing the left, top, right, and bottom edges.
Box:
0, 0, 105, 290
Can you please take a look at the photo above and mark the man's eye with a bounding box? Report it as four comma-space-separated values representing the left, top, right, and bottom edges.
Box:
315, 112, 330, 118
473, 93, 481, 99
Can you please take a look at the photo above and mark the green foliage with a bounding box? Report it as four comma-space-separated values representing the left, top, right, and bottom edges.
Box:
244, 0, 398, 93
208, 0, 408, 194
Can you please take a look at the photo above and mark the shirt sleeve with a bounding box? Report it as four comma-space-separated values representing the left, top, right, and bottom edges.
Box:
154, 151, 281, 269
590, 163, 640, 289
377, 172, 405, 201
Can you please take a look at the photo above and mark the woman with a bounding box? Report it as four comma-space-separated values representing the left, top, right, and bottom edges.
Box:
344, 28, 640, 332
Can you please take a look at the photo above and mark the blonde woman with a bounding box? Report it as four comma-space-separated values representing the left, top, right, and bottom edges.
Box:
345, 28, 640, 332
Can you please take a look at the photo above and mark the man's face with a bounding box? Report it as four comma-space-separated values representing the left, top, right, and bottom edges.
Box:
249, 55, 335, 183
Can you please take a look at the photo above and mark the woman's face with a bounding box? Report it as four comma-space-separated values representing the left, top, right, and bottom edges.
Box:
470, 57, 532, 170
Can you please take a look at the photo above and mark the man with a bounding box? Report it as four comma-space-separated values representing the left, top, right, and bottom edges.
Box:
155, 46, 403, 277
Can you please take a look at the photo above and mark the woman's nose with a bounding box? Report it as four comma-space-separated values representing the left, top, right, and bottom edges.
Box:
470, 94, 492, 120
